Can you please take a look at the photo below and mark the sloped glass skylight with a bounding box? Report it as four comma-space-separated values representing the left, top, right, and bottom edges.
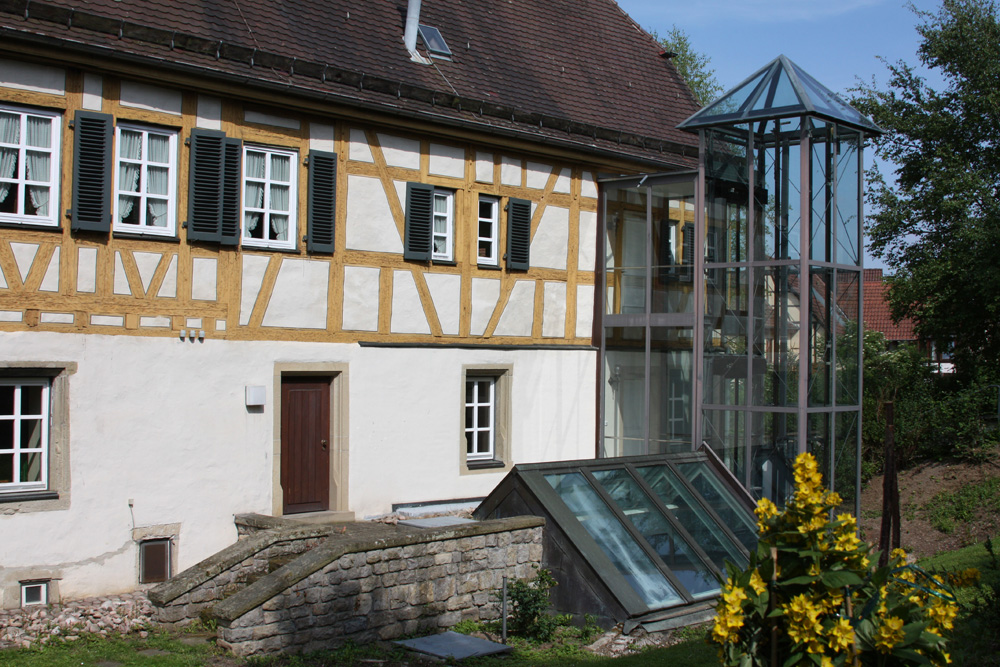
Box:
677, 55, 881, 134
476, 450, 758, 620
417, 24, 452, 59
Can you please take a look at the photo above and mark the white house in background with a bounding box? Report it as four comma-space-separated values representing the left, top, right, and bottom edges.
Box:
0, 0, 702, 607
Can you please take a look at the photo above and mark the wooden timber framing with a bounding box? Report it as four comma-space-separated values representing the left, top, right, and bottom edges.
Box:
0, 63, 602, 347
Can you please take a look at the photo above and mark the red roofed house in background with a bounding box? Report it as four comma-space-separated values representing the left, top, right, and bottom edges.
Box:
863, 269, 919, 348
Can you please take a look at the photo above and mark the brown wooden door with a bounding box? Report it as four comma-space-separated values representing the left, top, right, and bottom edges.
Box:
280, 377, 330, 514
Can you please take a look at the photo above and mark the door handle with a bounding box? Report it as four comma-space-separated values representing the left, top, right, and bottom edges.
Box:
320, 439, 328, 451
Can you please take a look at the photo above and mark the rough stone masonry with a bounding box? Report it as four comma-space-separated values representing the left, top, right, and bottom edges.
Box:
209, 516, 544, 656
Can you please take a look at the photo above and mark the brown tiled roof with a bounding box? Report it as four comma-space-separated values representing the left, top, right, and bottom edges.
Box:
864, 275, 918, 342
0, 0, 701, 167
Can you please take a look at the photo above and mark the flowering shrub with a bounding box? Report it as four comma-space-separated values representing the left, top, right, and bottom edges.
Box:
711, 452, 978, 666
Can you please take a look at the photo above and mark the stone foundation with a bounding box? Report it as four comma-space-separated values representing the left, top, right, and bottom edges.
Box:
210, 516, 544, 656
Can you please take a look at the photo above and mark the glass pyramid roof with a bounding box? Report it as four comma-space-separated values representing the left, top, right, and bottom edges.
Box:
678, 55, 882, 134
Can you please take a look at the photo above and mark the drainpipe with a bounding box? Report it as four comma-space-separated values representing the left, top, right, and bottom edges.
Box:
404, 0, 431, 64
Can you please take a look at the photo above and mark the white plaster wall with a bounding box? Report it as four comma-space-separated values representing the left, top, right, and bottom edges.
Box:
119, 81, 182, 116
531, 206, 570, 271
0, 59, 65, 96
345, 175, 404, 254
0, 332, 596, 604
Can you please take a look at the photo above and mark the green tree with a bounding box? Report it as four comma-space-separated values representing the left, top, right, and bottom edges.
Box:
649, 26, 723, 106
852, 0, 1000, 377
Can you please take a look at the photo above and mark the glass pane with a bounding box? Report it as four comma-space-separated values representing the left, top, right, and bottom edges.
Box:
245, 151, 266, 179
270, 154, 290, 182
147, 167, 169, 196
479, 200, 493, 218
706, 130, 750, 265
835, 271, 861, 405
20, 419, 42, 449
809, 268, 833, 407
0, 112, 20, 145
649, 327, 692, 453
835, 411, 859, 507
704, 268, 747, 406
21, 385, 43, 415
699, 70, 767, 118
605, 186, 647, 315
434, 193, 448, 214
808, 412, 832, 486
810, 130, 832, 262
751, 66, 798, 111
0, 385, 13, 414
477, 406, 490, 425
675, 461, 757, 552
0, 420, 12, 449
147, 134, 169, 163
636, 464, 748, 570
244, 212, 263, 238
119, 130, 142, 160
477, 431, 491, 454
752, 266, 799, 406
835, 129, 861, 265
465, 432, 474, 454
0, 453, 12, 483
753, 120, 801, 261
750, 411, 797, 504
593, 468, 718, 598
465, 406, 473, 427
545, 472, 682, 608
20, 451, 41, 483
465, 381, 473, 403
603, 327, 646, 457
701, 409, 745, 482
118, 196, 140, 225
650, 181, 695, 314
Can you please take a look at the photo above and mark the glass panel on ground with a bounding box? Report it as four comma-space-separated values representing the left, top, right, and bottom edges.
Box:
675, 461, 757, 552
605, 186, 647, 315
636, 464, 748, 570
593, 468, 718, 598
544, 472, 683, 608
649, 327, 692, 454
749, 411, 797, 504
603, 327, 647, 457
701, 409, 745, 483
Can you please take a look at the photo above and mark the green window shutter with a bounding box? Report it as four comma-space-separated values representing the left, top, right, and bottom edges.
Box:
307, 150, 337, 254
404, 182, 433, 261
506, 197, 531, 271
187, 129, 226, 243
221, 138, 242, 246
71, 111, 112, 233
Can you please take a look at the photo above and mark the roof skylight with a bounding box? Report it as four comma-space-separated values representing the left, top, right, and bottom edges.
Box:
417, 24, 452, 59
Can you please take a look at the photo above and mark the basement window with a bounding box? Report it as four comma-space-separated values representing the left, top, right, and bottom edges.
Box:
139, 538, 172, 584
20, 580, 48, 607
417, 24, 452, 59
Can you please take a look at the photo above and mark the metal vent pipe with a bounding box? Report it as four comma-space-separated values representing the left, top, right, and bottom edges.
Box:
404, 0, 422, 57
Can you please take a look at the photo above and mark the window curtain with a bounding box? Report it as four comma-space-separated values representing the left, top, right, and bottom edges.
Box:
269, 155, 290, 241
145, 136, 170, 227
25, 117, 51, 216
117, 131, 142, 222
0, 112, 19, 205
243, 152, 266, 234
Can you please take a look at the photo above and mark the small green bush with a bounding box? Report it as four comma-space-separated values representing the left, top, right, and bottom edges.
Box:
494, 566, 560, 641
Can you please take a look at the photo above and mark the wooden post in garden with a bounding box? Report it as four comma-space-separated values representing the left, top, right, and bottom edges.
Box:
879, 400, 901, 565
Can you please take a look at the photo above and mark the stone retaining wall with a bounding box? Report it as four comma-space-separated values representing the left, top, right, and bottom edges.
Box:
0, 592, 153, 650
149, 520, 335, 625
212, 517, 544, 656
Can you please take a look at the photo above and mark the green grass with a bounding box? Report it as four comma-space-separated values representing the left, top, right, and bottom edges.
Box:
0, 631, 216, 667
918, 538, 1000, 666
922, 478, 1000, 533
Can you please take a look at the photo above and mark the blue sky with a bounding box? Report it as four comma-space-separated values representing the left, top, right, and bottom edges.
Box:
615, 0, 945, 270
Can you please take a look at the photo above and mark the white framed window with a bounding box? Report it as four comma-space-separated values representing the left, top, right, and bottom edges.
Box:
242, 145, 297, 250
0, 105, 60, 227
465, 376, 495, 461
20, 581, 48, 607
0, 379, 50, 493
477, 195, 499, 266
114, 124, 177, 235
432, 188, 454, 261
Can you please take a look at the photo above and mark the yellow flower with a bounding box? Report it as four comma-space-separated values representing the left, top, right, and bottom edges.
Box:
875, 616, 905, 653
926, 598, 958, 632
820, 657, 835, 667
827, 617, 854, 652
755, 497, 779, 522
749, 570, 767, 595
808, 563, 821, 577
890, 548, 908, 563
